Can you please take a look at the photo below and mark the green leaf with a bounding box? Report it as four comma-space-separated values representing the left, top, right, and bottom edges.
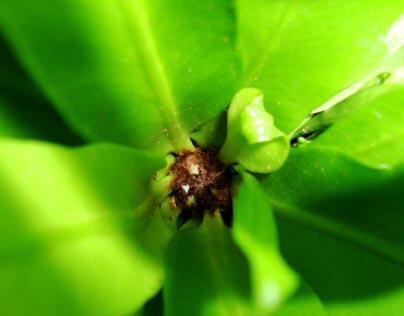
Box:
233, 169, 298, 312
164, 215, 260, 316
220, 88, 290, 173
137, 291, 164, 316
0, 0, 239, 154
0, 139, 173, 316
387, 65, 404, 84
278, 218, 404, 316
235, 0, 404, 133
0, 90, 84, 145
265, 146, 404, 259
0, 38, 83, 144
0, 36, 40, 99
272, 282, 326, 316
288, 71, 391, 141
190, 111, 227, 148
311, 84, 404, 169
262, 146, 404, 315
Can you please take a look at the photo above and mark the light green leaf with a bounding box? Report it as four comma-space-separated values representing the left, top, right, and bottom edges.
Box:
262, 146, 404, 315
0, 0, 239, 154
164, 215, 260, 316
235, 0, 404, 133
311, 84, 404, 169
288, 71, 391, 141
272, 282, 326, 316
387, 65, 404, 84
220, 88, 290, 173
0, 139, 173, 316
233, 169, 298, 312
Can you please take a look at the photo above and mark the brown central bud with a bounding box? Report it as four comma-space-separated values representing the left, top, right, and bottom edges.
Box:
169, 147, 233, 227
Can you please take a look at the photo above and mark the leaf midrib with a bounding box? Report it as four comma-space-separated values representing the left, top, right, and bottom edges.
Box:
118, 0, 192, 152
239, 0, 301, 86
270, 198, 404, 268
204, 231, 241, 316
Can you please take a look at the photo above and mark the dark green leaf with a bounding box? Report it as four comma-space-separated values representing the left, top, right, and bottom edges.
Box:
142, 291, 164, 316
0, 37, 83, 144
272, 282, 326, 316
0, 36, 39, 98
0, 0, 239, 153
0, 139, 172, 316
278, 218, 404, 316
262, 146, 404, 315
264, 146, 404, 259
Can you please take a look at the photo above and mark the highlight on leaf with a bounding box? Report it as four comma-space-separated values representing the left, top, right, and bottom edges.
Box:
220, 88, 290, 173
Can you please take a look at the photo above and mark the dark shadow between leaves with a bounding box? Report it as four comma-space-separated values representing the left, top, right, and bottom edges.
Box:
0, 35, 84, 146
268, 150, 404, 304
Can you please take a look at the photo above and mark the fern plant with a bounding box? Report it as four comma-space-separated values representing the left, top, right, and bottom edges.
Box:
0, 1, 404, 316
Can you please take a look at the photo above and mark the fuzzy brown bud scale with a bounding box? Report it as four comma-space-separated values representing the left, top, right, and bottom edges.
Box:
169, 147, 233, 226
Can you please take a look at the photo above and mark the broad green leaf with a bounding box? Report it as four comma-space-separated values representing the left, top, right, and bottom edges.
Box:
265, 146, 404, 258
235, 0, 404, 133
278, 218, 404, 316
0, 0, 239, 154
134, 291, 163, 316
220, 88, 290, 173
0, 91, 84, 145
0, 139, 173, 316
262, 146, 404, 315
164, 215, 260, 316
0, 38, 83, 144
233, 169, 298, 312
272, 282, 326, 316
0, 36, 39, 99
288, 71, 391, 141
311, 84, 404, 169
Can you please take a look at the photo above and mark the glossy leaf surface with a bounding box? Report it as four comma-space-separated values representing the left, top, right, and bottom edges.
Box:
233, 169, 298, 311
312, 84, 404, 169
1, 1, 404, 315
220, 88, 290, 173
236, 0, 404, 133
0, 0, 239, 154
0, 139, 172, 316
